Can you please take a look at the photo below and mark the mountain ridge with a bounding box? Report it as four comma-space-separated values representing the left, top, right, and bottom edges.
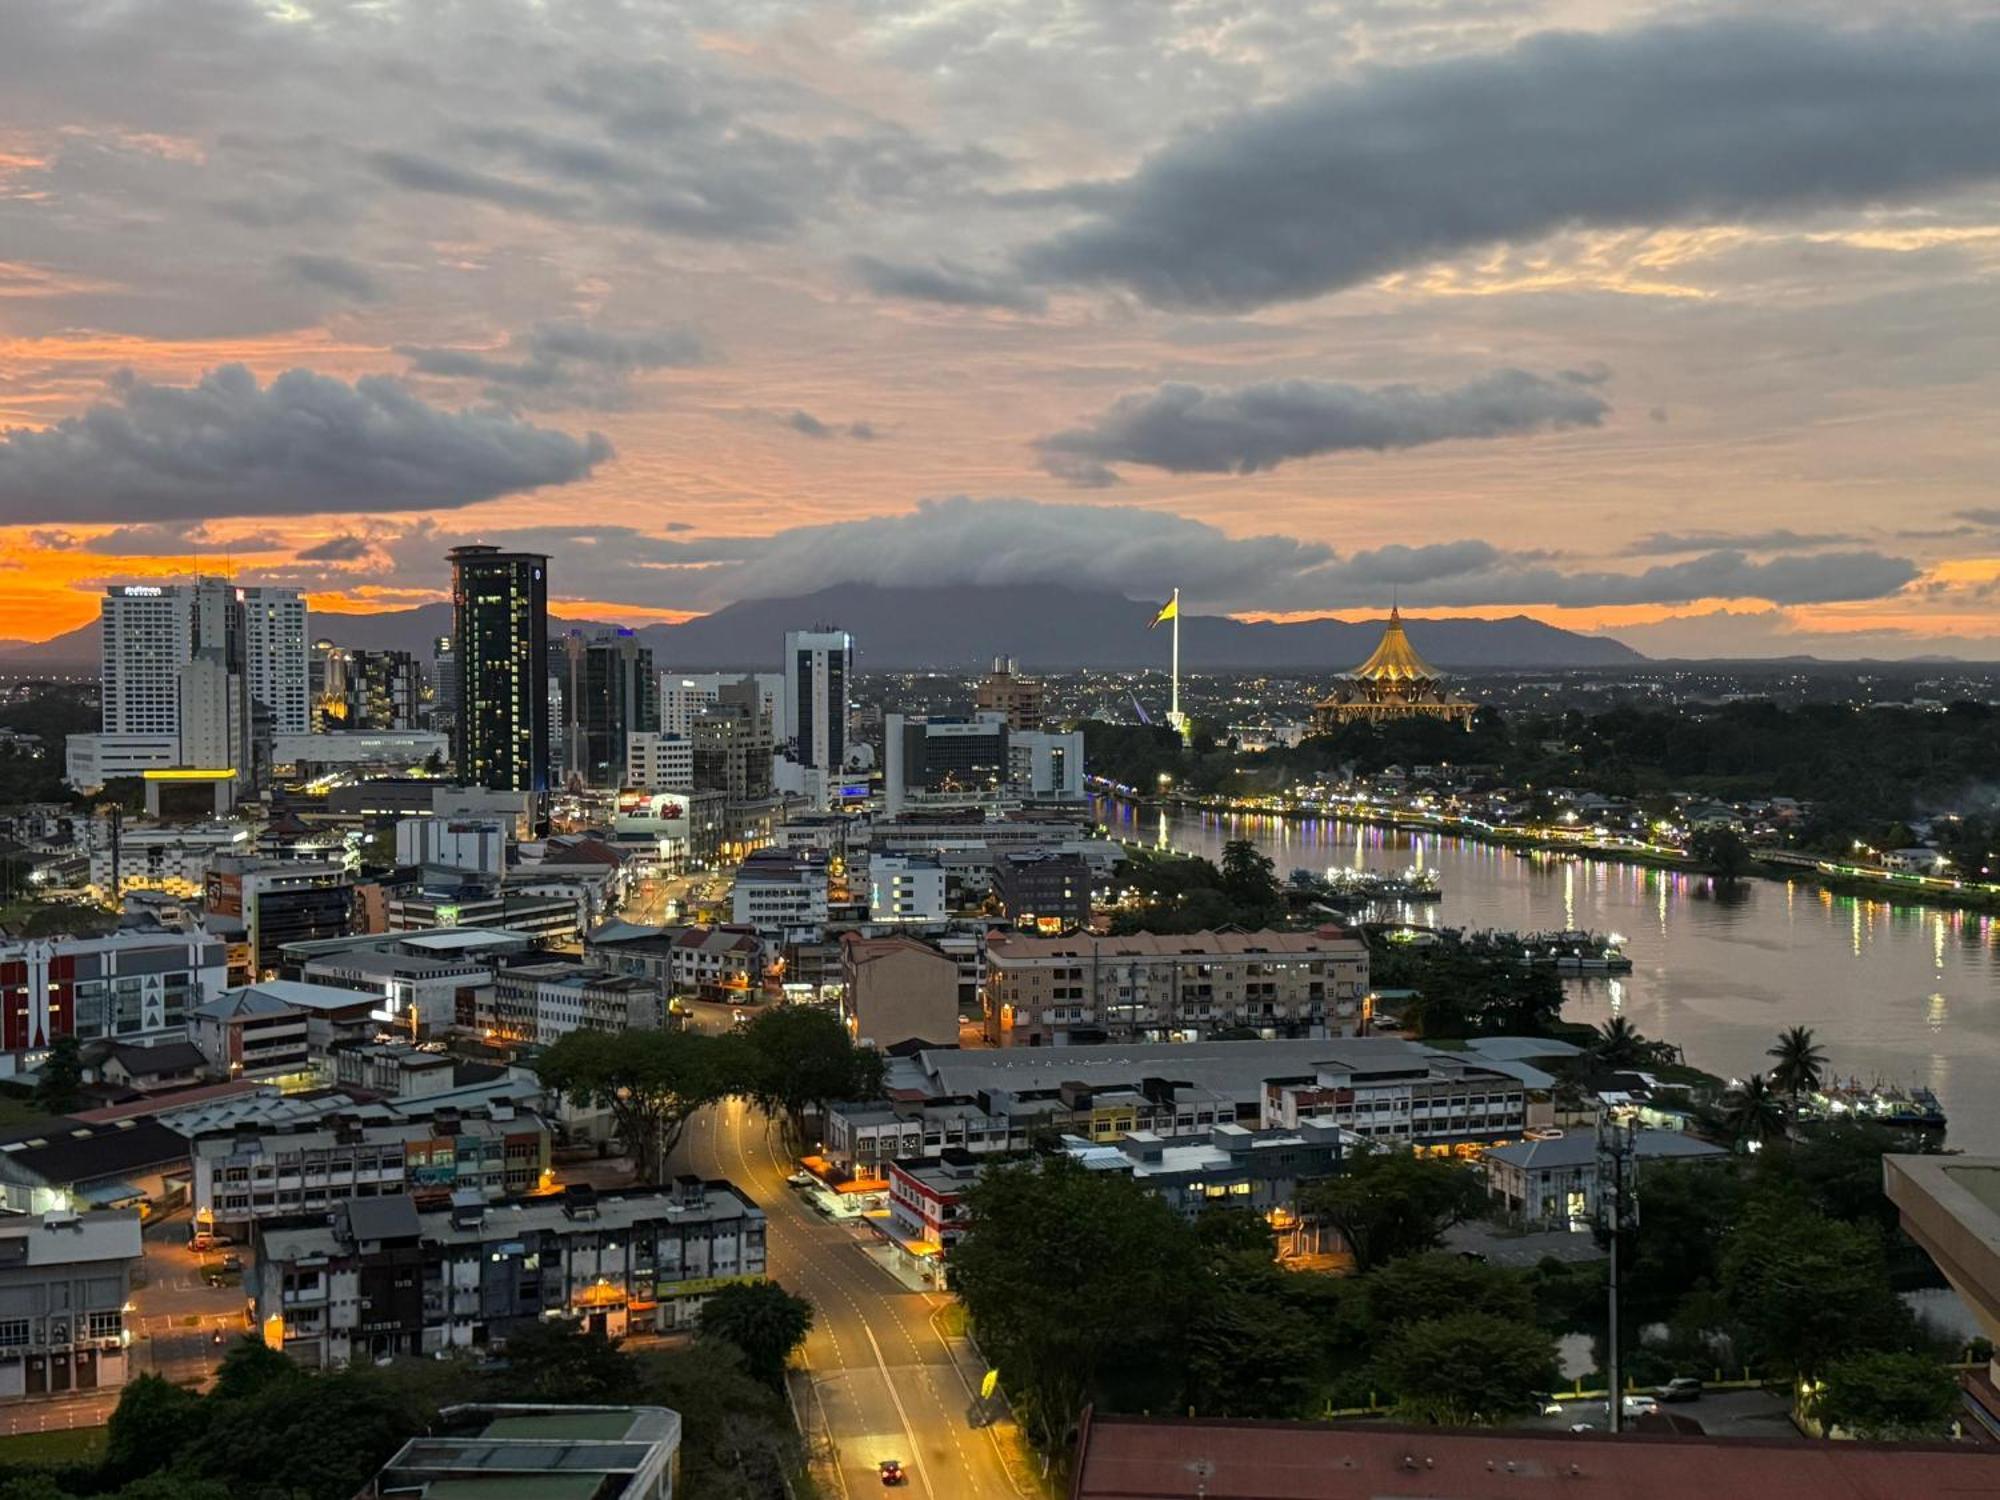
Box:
0, 583, 1643, 671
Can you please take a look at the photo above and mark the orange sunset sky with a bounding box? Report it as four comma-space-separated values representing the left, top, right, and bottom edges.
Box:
4, 2, 2000, 658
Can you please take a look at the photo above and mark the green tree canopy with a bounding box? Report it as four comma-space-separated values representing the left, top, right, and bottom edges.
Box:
534, 1028, 732, 1182
1372, 1311, 1560, 1425
737, 1004, 884, 1146
698, 1279, 815, 1391
1690, 826, 1755, 881
1295, 1149, 1485, 1272
1816, 1350, 1960, 1438
103, 1371, 209, 1484
33, 1034, 83, 1115
1720, 1197, 1918, 1378
1364, 1252, 1536, 1328
952, 1155, 1201, 1451
485, 1320, 640, 1404
1767, 1025, 1828, 1109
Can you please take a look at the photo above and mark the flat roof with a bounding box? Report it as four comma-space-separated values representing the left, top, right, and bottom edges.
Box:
1485, 1129, 1728, 1173
1071, 1414, 2000, 1499
910, 1037, 1459, 1103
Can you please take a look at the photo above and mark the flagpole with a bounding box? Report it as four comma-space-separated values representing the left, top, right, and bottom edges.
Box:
1168, 587, 1188, 742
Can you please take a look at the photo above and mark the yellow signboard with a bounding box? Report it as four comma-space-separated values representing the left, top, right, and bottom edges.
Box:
655, 1273, 762, 1298
980, 1369, 1000, 1401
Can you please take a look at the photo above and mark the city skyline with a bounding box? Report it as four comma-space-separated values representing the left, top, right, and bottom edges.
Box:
5, 4, 2000, 660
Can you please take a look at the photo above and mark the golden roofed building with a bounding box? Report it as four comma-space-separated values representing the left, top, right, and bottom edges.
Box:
1313, 607, 1475, 733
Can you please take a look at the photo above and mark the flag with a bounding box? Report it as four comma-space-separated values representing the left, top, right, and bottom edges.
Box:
1150, 596, 1178, 629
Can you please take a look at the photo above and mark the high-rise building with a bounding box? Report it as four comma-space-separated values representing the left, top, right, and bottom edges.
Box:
692, 681, 773, 801
313, 645, 419, 731
783, 629, 851, 794
431, 635, 457, 733
449, 546, 550, 795
559, 630, 658, 787
974, 656, 1045, 731
882, 712, 1086, 815
71, 579, 306, 800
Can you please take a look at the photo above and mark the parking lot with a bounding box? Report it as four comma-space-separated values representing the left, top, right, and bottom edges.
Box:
1524, 1387, 1798, 1438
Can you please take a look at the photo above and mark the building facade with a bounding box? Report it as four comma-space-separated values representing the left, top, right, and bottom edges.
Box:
982, 929, 1369, 1047
973, 657, 1044, 731
0, 930, 228, 1071
625, 732, 694, 793
993, 849, 1092, 933
839, 932, 960, 1051
783, 629, 851, 799
253, 1180, 766, 1365
0, 1211, 143, 1403
450, 545, 551, 796
559, 631, 658, 789
867, 853, 948, 925
730, 851, 829, 942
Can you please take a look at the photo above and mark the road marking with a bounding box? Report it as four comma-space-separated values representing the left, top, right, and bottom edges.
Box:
860, 1315, 932, 1500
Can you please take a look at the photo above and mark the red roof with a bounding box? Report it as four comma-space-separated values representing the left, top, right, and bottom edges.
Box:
1069, 1414, 2000, 1500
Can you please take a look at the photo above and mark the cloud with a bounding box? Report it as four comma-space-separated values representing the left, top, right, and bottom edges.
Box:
1019, 17, 2000, 310
365, 149, 580, 218
295, 534, 374, 562
0, 364, 611, 523
33, 522, 286, 555
1624, 528, 1860, 556
850, 254, 1046, 312
1036, 369, 1609, 484
398, 319, 706, 409
1953, 508, 2000, 526
280, 252, 382, 303
786, 410, 878, 442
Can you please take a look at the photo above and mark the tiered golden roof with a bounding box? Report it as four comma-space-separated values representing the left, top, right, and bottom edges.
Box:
1312, 607, 1474, 733
1343, 607, 1441, 684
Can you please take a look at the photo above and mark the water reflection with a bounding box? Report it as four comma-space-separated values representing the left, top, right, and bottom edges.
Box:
1101, 797, 2000, 1151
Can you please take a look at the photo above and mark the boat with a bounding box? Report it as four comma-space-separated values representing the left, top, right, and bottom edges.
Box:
1320, 865, 1444, 904
1801, 1079, 1948, 1133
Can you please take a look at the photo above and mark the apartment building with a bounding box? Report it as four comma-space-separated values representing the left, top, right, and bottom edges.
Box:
0, 1210, 144, 1402
839, 932, 960, 1051
1260, 1043, 1531, 1150
489, 961, 664, 1045
624, 732, 694, 794
992, 849, 1092, 933
866, 853, 948, 925
0, 929, 228, 1074
730, 851, 829, 942
982, 928, 1369, 1047
585, 924, 765, 1003
253, 1179, 766, 1366
192, 1106, 550, 1232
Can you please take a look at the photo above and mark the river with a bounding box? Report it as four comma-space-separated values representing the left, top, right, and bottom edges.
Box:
1099, 798, 2000, 1153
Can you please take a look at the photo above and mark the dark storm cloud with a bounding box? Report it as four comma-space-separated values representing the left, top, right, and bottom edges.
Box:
1036, 369, 1609, 484
0, 365, 611, 523
280, 252, 383, 303
1625, 528, 1861, 555
295, 534, 375, 563
850, 254, 1046, 312
786, 410, 878, 441
398, 320, 707, 409
1018, 17, 2000, 310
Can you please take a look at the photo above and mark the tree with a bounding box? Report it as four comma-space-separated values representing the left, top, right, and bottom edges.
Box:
1364, 1252, 1535, 1328
1372, 1312, 1560, 1425
534, 1028, 731, 1183
635, 1340, 802, 1500
1721, 1074, 1788, 1148
209, 1334, 299, 1402
1185, 1264, 1319, 1418
487, 1320, 640, 1404
1591, 1016, 1649, 1069
104, 1371, 209, 1483
1219, 838, 1279, 911
1766, 1121, 1933, 1235
1767, 1025, 1827, 1112
176, 1366, 430, 1500
698, 1279, 814, 1391
1295, 1148, 1485, 1272
1720, 1198, 1917, 1379
33, 1034, 82, 1114
1690, 826, 1755, 882
737, 1004, 884, 1146
1816, 1350, 1959, 1438
952, 1155, 1201, 1451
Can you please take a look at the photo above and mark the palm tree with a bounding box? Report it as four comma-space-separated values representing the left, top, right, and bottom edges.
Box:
1722, 1073, 1788, 1148
1767, 1026, 1828, 1113
1592, 1016, 1649, 1069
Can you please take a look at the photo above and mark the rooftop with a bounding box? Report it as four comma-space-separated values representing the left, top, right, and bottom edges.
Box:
0, 1208, 143, 1265
1484, 1129, 1728, 1173
373, 1404, 681, 1500
986, 928, 1363, 961
1070, 1414, 2000, 1500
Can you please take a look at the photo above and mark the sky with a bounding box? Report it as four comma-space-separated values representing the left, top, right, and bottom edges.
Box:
4, 0, 2000, 659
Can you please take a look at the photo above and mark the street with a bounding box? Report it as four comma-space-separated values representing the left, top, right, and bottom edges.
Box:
675, 1096, 1033, 1500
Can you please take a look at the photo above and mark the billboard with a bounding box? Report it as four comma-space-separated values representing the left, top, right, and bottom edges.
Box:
615, 790, 689, 838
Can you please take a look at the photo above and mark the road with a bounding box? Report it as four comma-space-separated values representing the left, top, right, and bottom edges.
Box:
676, 1096, 1029, 1500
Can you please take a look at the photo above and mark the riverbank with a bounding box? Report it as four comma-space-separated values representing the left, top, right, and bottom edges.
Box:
1104, 787, 2000, 917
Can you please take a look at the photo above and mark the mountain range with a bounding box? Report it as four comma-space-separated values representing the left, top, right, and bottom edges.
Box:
0, 583, 1643, 671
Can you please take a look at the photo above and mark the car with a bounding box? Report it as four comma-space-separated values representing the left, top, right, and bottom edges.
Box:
1655, 1377, 1704, 1403
1538, 1396, 1566, 1416
879, 1459, 906, 1486
1618, 1394, 1660, 1419
787, 1171, 816, 1190
220, 1253, 243, 1273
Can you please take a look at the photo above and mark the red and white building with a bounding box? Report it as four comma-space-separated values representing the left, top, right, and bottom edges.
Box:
0, 931, 229, 1074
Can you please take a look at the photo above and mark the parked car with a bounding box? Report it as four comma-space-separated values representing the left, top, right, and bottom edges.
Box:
787, 1171, 816, 1190
1538, 1396, 1566, 1416
1619, 1394, 1660, 1419
1655, 1377, 1704, 1403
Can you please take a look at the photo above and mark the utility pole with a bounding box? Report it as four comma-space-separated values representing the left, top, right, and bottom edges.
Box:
1596, 1113, 1639, 1433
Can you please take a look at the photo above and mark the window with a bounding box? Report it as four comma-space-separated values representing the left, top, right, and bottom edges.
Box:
87, 1311, 123, 1340
0, 1321, 28, 1348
